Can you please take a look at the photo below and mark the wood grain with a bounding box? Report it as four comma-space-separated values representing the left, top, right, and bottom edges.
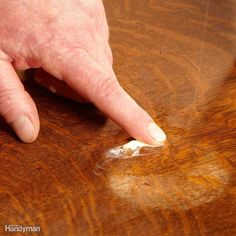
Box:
0, 0, 236, 235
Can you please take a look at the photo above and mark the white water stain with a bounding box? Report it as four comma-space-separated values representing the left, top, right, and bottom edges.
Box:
106, 140, 164, 159
108, 156, 231, 210
93, 140, 164, 176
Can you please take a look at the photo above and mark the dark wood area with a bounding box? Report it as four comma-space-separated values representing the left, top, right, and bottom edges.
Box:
0, 0, 236, 235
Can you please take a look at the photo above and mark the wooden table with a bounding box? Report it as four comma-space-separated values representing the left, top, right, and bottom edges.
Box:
0, 0, 236, 235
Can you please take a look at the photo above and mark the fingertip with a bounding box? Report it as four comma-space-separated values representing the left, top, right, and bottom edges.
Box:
11, 115, 39, 143
147, 122, 167, 145
92, 85, 166, 146
0, 59, 40, 143
123, 114, 167, 146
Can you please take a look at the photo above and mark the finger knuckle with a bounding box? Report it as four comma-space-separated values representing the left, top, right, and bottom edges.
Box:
94, 77, 119, 99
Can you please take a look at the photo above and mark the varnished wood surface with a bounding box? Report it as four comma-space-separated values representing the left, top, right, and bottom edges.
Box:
0, 0, 236, 235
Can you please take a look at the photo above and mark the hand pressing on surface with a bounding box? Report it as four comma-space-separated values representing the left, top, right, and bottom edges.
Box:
0, 0, 166, 144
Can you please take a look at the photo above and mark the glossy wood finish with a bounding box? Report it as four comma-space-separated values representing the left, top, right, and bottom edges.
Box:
0, 0, 236, 235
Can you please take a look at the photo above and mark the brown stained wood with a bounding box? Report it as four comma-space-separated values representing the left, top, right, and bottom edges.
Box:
0, 0, 236, 235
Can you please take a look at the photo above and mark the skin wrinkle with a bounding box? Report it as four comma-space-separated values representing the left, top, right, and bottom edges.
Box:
0, 92, 28, 121
93, 77, 120, 100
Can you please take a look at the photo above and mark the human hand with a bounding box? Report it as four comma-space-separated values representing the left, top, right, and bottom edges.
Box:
0, 0, 166, 144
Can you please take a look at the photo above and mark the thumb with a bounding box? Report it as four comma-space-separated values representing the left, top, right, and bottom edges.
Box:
0, 58, 39, 143
57, 50, 166, 145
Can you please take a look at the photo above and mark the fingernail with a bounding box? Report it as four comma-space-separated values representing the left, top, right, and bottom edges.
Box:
148, 122, 166, 144
11, 115, 35, 143
49, 85, 56, 93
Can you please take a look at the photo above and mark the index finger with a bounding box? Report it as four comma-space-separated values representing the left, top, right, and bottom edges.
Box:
49, 50, 166, 145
